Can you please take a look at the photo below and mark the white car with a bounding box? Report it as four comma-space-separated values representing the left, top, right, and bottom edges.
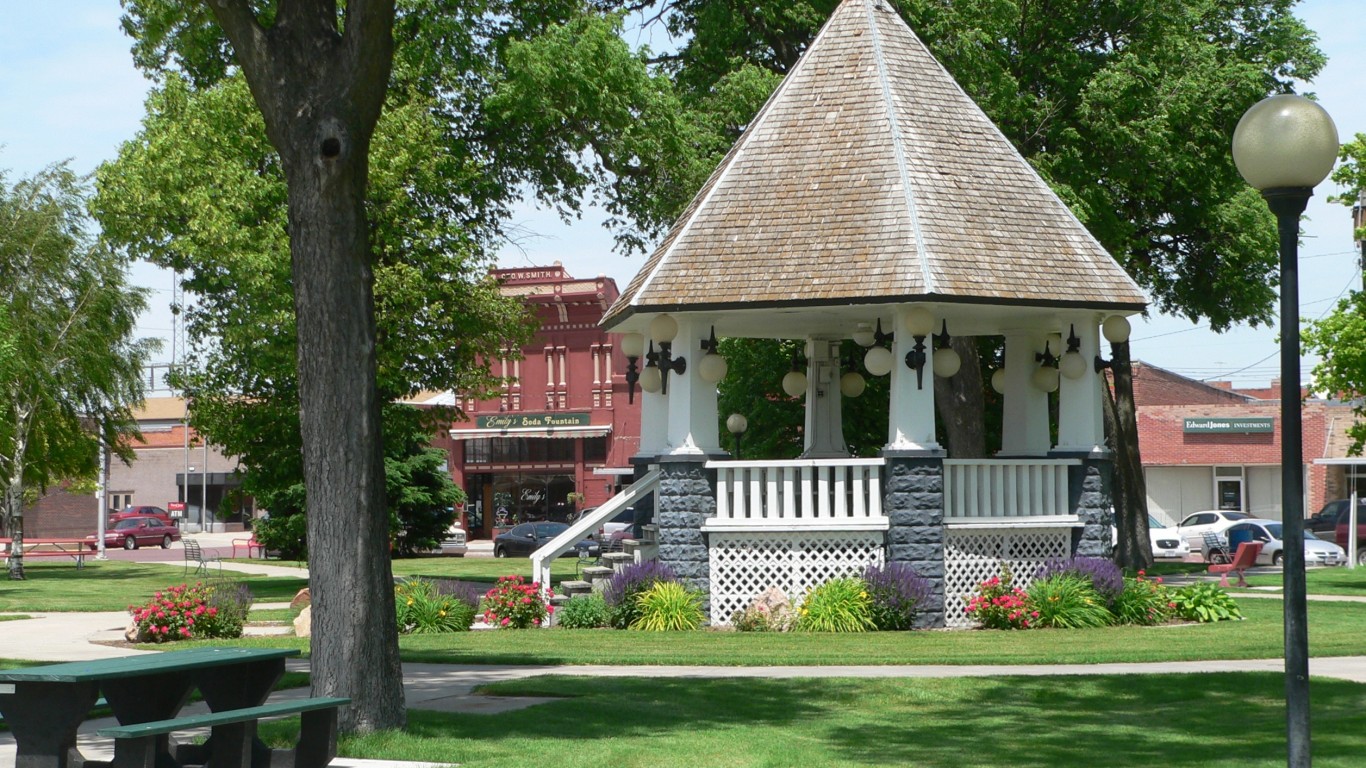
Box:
1176, 510, 1255, 552
1145, 515, 1190, 559
1223, 520, 1347, 567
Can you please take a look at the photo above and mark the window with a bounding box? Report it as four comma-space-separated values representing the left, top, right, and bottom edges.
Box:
583, 437, 607, 463
466, 438, 575, 464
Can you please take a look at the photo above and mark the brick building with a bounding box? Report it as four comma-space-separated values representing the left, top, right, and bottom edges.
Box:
416, 265, 641, 539
1133, 363, 1362, 524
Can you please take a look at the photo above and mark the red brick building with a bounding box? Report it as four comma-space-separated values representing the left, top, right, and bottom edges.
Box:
420, 265, 641, 539
1133, 363, 1361, 524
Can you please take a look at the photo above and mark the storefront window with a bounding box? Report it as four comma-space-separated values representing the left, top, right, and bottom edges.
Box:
466, 438, 576, 464
491, 473, 577, 527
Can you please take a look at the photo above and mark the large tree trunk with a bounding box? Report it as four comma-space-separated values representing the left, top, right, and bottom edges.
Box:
205, 0, 402, 734
1103, 342, 1152, 570
934, 337, 986, 458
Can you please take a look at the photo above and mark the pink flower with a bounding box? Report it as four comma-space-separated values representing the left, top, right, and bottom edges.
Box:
501, 617, 510, 626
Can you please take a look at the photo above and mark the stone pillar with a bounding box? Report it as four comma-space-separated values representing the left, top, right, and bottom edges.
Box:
1066, 456, 1114, 558
654, 457, 715, 613
883, 454, 946, 628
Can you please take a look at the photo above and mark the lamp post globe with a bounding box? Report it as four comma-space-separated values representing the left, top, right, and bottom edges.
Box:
1232, 92, 1337, 768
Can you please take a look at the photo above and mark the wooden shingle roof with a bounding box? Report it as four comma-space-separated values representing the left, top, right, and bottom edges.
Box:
602, 0, 1146, 331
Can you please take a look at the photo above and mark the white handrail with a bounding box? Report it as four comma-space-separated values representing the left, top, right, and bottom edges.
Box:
530, 470, 661, 596
943, 459, 1079, 519
704, 458, 887, 531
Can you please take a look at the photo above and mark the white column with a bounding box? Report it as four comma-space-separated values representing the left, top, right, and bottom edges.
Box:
638, 374, 668, 458
801, 338, 850, 458
886, 307, 940, 452
665, 316, 723, 456
999, 331, 1051, 457
1055, 316, 1106, 454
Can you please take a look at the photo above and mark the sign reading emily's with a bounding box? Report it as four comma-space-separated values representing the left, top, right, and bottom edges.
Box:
476, 412, 592, 430
1182, 417, 1274, 434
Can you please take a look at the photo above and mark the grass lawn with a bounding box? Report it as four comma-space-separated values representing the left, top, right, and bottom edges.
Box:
390, 555, 580, 585
0, 561, 308, 612
1241, 565, 1366, 595
310, 672, 1366, 767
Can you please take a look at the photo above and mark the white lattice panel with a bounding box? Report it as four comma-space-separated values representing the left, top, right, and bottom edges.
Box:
943, 528, 1071, 627
709, 532, 885, 625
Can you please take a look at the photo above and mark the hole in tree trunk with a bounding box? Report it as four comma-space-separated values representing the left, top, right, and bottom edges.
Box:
321, 137, 342, 158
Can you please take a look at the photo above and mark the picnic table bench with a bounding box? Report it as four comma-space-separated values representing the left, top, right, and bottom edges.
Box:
0, 538, 90, 569
0, 647, 346, 768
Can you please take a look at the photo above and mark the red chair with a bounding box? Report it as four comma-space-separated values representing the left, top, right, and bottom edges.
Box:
1207, 541, 1262, 587
232, 535, 265, 559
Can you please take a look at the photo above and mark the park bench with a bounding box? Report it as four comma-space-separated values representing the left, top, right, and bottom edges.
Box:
0, 538, 89, 568
183, 537, 221, 576
1207, 541, 1263, 587
96, 695, 350, 768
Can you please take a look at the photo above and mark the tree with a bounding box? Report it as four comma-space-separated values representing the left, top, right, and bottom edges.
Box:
0, 164, 155, 579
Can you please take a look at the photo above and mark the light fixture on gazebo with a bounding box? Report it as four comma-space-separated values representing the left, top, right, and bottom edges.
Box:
646, 314, 687, 394
1058, 324, 1088, 380
990, 367, 1007, 394
782, 353, 808, 398
931, 320, 961, 378
863, 319, 894, 376
840, 354, 867, 398
851, 323, 877, 348
621, 332, 645, 403
698, 326, 728, 384
1032, 340, 1060, 392
903, 307, 935, 388
1093, 315, 1132, 372
639, 342, 663, 393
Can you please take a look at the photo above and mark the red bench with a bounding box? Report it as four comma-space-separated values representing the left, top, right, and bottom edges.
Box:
232, 535, 265, 559
1208, 541, 1263, 587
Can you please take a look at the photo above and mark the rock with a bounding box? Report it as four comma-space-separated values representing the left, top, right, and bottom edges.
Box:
293, 605, 311, 637
289, 588, 311, 610
745, 586, 796, 630
124, 618, 142, 643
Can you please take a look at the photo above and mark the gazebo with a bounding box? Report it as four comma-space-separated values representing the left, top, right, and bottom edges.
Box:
537, 0, 1147, 627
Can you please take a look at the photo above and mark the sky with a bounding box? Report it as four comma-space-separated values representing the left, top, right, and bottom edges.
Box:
2, 1, 1363, 389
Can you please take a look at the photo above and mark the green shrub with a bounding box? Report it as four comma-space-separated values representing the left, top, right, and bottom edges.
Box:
251, 512, 308, 560
1110, 572, 1175, 626
395, 578, 476, 634
863, 562, 931, 631
630, 582, 705, 631
558, 595, 609, 629
1171, 582, 1242, 623
481, 575, 553, 629
1026, 574, 1113, 629
604, 561, 677, 629
796, 577, 874, 633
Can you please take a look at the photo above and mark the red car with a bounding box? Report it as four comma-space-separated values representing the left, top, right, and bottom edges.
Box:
88, 515, 183, 550
108, 505, 176, 528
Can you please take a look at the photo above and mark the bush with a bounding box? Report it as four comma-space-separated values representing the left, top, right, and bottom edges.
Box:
630, 582, 705, 631
965, 567, 1035, 630
558, 595, 609, 629
796, 577, 874, 632
129, 582, 250, 642
1171, 582, 1243, 623
1026, 574, 1113, 629
395, 578, 476, 634
481, 575, 553, 629
604, 561, 677, 630
1034, 556, 1124, 604
1110, 571, 1176, 626
251, 512, 308, 560
863, 562, 931, 630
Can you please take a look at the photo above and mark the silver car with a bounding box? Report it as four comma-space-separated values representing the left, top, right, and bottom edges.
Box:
1223, 520, 1346, 567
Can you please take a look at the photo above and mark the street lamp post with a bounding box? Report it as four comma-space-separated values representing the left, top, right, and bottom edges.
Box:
1232, 93, 1339, 768
726, 413, 748, 459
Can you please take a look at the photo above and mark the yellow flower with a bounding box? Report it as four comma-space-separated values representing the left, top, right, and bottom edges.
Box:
407, 599, 414, 606
439, 610, 446, 617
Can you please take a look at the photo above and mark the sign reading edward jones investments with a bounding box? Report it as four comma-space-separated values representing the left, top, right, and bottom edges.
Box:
1183, 417, 1274, 434
476, 413, 591, 430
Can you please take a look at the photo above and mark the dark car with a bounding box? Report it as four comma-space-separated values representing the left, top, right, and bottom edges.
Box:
1308, 498, 1366, 533
88, 515, 183, 550
492, 522, 595, 559
109, 505, 176, 528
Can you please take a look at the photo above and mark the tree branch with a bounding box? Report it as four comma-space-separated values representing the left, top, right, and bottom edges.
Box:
342, 0, 397, 130
203, 0, 271, 79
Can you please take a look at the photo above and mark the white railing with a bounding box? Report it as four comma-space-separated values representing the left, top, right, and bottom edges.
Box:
530, 470, 661, 595
943, 459, 1080, 523
703, 459, 887, 531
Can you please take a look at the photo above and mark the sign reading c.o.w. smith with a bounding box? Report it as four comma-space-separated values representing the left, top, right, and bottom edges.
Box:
476, 413, 591, 430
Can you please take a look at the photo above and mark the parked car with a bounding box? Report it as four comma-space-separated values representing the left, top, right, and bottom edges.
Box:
1334, 519, 1366, 566
574, 506, 636, 540
1223, 520, 1347, 567
1308, 498, 1366, 533
1175, 510, 1254, 552
439, 525, 468, 557
1145, 515, 1190, 559
492, 522, 595, 558
88, 515, 183, 550
108, 506, 176, 528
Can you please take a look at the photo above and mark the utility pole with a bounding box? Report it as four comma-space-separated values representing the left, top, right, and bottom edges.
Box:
1355, 191, 1366, 292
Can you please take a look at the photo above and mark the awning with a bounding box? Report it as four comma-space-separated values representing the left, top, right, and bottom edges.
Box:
447, 425, 611, 440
